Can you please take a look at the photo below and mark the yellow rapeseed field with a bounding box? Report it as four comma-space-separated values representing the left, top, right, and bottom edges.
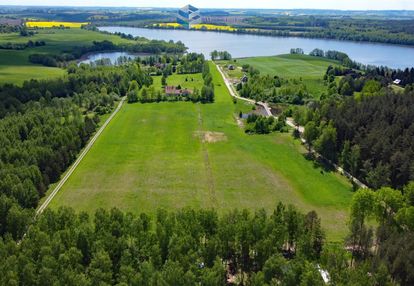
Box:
191, 24, 237, 32
26, 21, 88, 28
155, 23, 183, 28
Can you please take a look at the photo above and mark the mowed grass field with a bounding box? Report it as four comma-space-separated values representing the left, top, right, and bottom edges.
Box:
0, 28, 134, 85
223, 54, 339, 97
50, 63, 353, 240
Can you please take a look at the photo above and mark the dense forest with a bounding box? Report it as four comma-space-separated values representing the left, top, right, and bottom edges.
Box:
0, 62, 153, 241
297, 87, 414, 190
0, 203, 326, 285
346, 185, 414, 286
1, 188, 412, 285
235, 16, 414, 46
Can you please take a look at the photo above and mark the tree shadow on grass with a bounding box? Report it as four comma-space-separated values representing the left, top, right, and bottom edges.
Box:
303, 152, 335, 173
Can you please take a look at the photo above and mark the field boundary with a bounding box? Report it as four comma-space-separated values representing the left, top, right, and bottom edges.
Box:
36, 96, 126, 215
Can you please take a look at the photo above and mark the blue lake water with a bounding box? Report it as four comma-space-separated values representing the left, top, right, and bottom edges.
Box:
99, 26, 414, 69
79, 51, 137, 64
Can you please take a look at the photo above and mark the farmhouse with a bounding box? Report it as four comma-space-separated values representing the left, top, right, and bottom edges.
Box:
241, 74, 248, 83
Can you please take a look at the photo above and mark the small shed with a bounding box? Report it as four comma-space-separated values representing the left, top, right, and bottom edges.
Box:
393, 79, 401, 85
165, 86, 192, 96
165, 86, 181, 95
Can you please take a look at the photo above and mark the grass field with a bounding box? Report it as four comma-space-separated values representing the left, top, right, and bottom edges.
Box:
222, 54, 339, 98
0, 28, 134, 85
26, 21, 89, 28
0, 50, 65, 84
50, 63, 353, 241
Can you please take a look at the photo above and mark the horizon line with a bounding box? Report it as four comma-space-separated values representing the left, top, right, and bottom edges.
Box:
1, 4, 414, 12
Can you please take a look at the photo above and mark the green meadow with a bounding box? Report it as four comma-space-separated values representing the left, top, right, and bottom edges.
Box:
223, 54, 338, 97
51, 63, 353, 241
0, 28, 134, 85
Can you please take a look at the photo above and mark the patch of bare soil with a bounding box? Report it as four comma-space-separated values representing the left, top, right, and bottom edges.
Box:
234, 115, 244, 128
194, 131, 227, 143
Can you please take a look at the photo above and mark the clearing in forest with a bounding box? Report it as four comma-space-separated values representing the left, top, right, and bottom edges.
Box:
50, 65, 353, 241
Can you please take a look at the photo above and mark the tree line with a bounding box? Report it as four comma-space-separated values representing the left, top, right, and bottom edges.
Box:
210, 50, 232, 61
127, 53, 215, 104
0, 203, 325, 285
0, 23, 21, 33
239, 15, 414, 46
28, 38, 187, 68
1, 198, 407, 285
0, 39, 45, 50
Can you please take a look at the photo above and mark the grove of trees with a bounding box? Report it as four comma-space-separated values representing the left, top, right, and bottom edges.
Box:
347, 185, 414, 285
0, 203, 328, 285
297, 88, 414, 189
210, 50, 232, 61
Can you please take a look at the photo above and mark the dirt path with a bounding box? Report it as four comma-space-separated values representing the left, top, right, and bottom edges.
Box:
197, 105, 218, 206
36, 96, 127, 215
216, 64, 273, 116
215, 63, 368, 189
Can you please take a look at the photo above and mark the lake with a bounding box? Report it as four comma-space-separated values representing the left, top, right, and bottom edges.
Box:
79, 51, 137, 65
99, 26, 414, 69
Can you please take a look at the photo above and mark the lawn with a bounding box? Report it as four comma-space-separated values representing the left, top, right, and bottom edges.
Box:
152, 73, 204, 91
222, 54, 339, 98
50, 65, 353, 241
0, 28, 135, 85
0, 49, 65, 84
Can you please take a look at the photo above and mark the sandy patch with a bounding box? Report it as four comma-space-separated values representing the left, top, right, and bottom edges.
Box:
234, 115, 244, 128
194, 131, 227, 143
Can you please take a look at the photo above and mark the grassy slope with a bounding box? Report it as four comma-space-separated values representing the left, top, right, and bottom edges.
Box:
0, 28, 134, 85
51, 64, 352, 241
229, 54, 338, 97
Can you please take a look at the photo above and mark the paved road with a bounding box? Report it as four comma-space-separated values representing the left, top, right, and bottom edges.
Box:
36, 96, 127, 215
216, 63, 367, 189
